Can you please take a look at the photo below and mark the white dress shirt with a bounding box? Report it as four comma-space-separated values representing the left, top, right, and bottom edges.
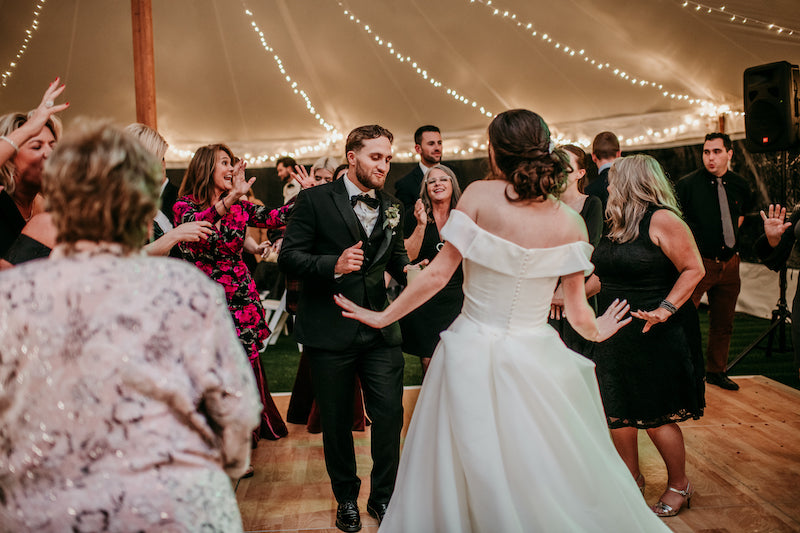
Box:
343, 172, 379, 235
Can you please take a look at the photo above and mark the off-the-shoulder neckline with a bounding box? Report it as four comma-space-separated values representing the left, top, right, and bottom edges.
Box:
447, 210, 593, 253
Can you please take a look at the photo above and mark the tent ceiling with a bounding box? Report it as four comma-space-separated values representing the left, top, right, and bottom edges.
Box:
1, 0, 798, 165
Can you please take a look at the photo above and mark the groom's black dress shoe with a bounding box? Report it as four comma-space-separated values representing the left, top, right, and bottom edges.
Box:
336, 501, 361, 532
367, 501, 389, 524
706, 372, 739, 390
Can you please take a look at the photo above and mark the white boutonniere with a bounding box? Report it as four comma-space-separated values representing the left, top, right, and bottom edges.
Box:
384, 204, 400, 230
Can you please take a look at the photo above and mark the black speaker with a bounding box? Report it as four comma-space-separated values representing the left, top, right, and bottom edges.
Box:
743, 61, 799, 152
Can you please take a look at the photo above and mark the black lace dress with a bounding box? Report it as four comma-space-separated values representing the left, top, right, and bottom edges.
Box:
591, 207, 705, 429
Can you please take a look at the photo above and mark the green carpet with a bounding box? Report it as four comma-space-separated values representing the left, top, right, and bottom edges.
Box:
260, 309, 800, 393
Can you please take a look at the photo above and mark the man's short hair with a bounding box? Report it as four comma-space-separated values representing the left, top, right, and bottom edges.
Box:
414, 125, 440, 146
704, 132, 732, 151
276, 156, 297, 168
345, 125, 393, 155
592, 131, 620, 160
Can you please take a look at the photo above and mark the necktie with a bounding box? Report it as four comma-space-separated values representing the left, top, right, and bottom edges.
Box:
716, 177, 736, 248
351, 194, 380, 209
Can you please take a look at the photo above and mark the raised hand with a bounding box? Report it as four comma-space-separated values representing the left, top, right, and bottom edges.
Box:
230, 159, 256, 199
760, 204, 793, 248
335, 241, 364, 275
27, 78, 69, 132
595, 298, 632, 341
413, 199, 427, 226
334, 293, 388, 329
291, 164, 316, 189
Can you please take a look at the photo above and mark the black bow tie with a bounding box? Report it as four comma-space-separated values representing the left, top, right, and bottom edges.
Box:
351, 194, 380, 209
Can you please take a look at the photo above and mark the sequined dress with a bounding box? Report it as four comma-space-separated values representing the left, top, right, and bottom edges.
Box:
0, 243, 261, 532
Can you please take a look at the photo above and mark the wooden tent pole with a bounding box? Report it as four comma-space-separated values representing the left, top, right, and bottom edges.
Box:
131, 0, 157, 128
718, 113, 726, 134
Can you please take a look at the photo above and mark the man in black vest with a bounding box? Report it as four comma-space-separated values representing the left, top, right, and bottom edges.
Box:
279, 125, 409, 531
394, 125, 442, 215
676, 132, 755, 391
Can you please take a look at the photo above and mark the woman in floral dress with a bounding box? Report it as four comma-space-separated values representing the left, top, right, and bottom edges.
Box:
175, 144, 306, 442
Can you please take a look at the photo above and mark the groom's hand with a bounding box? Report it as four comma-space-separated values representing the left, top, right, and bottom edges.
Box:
335, 241, 364, 275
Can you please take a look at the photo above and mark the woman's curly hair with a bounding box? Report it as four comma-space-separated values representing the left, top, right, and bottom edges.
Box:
43, 121, 161, 251
487, 109, 569, 202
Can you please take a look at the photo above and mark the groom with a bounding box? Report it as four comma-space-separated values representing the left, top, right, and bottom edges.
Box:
278, 124, 409, 532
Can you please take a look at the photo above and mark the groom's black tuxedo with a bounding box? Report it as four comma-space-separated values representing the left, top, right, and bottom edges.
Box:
279, 177, 408, 350
278, 176, 409, 506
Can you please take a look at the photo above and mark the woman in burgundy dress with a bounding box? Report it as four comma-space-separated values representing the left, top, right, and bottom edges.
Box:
175, 144, 306, 443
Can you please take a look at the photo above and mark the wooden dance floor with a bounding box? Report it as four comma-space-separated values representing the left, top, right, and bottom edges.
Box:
235, 376, 800, 532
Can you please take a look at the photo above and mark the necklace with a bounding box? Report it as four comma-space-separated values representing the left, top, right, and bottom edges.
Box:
12, 195, 34, 222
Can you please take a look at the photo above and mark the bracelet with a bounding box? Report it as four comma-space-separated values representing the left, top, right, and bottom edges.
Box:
659, 299, 678, 314
0, 135, 19, 153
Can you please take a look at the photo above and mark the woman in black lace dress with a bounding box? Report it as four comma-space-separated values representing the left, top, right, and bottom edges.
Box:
592, 154, 705, 518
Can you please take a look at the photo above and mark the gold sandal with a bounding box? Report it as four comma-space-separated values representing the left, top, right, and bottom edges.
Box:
652, 482, 693, 517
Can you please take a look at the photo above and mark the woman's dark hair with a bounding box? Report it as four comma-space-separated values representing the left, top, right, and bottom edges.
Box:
487, 109, 568, 202
178, 143, 234, 207
561, 144, 588, 193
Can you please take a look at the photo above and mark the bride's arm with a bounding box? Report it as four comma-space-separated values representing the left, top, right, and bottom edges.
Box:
563, 271, 631, 342
335, 242, 462, 329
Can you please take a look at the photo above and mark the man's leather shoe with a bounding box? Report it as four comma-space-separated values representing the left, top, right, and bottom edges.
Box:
367, 501, 389, 524
335, 501, 361, 532
706, 372, 739, 390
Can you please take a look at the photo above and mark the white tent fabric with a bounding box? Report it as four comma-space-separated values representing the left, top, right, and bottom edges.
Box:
1, 0, 799, 165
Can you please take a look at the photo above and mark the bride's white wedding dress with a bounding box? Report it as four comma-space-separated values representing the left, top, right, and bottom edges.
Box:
380, 210, 670, 532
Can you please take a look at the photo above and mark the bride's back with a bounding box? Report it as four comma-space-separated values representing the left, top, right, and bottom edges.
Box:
462, 179, 588, 250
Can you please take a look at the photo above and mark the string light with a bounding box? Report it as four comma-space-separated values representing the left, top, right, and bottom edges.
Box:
335, 1, 494, 119
1, 0, 47, 88
677, 1, 799, 38
465, 0, 718, 108
223, 0, 343, 165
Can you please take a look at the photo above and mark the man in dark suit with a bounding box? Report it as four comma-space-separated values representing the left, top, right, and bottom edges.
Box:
393, 125, 442, 214
584, 130, 621, 211
279, 125, 409, 532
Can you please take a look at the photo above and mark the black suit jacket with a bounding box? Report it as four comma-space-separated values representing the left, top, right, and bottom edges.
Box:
278, 179, 409, 351
394, 166, 425, 214
584, 166, 609, 211
161, 181, 179, 223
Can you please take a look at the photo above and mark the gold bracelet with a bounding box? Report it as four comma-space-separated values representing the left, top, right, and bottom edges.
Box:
0, 135, 19, 153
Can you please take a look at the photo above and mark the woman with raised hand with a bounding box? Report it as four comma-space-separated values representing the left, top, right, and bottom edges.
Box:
400, 163, 464, 378
0, 78, 67, 257
175, 145, 311, 444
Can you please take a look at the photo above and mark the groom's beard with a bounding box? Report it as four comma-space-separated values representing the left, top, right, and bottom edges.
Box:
354, 160, 386, 191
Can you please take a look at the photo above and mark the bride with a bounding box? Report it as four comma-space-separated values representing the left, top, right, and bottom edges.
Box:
335, 109, 671, 532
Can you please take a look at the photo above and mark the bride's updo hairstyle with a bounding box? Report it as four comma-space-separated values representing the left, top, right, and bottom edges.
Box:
487, 109, 569, 202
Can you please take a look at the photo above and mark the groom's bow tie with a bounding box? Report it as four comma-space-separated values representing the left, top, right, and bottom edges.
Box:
351, 194, 380, 209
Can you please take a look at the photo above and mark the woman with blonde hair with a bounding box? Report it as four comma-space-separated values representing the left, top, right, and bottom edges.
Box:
592, 154, 705, 517
401, 163, 464, 376
0, 79, 66, 258
0, 122, 261, 531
